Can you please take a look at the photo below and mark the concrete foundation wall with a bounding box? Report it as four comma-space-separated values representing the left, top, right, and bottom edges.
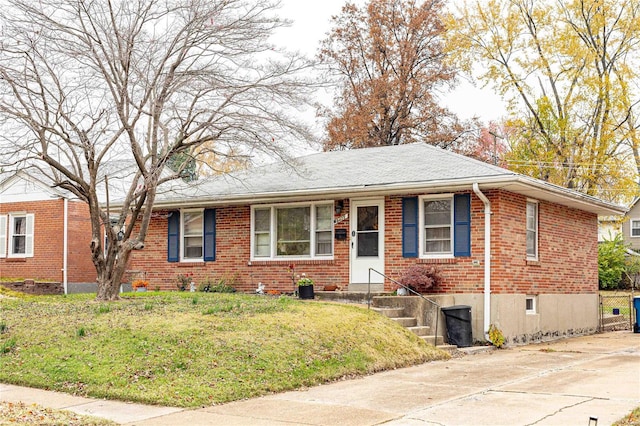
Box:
450, 293, 598, 346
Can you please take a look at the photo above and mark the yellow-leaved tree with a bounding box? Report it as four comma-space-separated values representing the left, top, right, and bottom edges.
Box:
446, 0, 640, 203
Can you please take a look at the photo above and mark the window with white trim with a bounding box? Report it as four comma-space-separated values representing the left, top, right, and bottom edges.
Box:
526, 201, 538, 259
0, 215, 6, 258
5, 213, 34, 258
182, 209, 203, 260
421, 196, 453, 257
525, 296, 537, 314
252, 202, 333, 259
631, 220, 640, 237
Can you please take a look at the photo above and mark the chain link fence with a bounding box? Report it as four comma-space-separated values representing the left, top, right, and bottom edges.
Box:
599, 295, 632, 332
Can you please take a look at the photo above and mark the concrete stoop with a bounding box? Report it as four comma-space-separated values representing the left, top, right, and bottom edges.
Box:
316, 292, 459, 353
371, 304, 453, 352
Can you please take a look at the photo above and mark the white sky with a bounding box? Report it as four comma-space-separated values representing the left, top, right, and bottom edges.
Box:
274, 0, 507, 123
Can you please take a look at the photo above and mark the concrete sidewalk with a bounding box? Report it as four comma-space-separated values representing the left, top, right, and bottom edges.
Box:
2, 331, 639, 425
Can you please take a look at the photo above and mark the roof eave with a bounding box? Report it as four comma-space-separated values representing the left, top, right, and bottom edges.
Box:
140, 174, 626, 216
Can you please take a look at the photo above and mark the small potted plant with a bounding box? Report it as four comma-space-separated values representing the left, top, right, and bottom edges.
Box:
132, 279, 149, 292
297, 273, 315, 300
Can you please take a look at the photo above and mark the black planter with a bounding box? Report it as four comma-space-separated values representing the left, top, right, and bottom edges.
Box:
298, 285, 315, 300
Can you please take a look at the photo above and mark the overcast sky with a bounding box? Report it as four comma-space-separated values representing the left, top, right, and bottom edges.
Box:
273, 0, 507, 123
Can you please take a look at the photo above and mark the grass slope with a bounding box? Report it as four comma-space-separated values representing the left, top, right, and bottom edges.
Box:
0, 291, 448, 408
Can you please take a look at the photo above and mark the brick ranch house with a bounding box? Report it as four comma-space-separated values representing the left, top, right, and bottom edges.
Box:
0, 171, 96, 293
117, 143, 625, 345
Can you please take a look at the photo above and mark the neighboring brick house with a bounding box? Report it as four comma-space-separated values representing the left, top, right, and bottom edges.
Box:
118, 143, 625, 344
0, 171, 96, 293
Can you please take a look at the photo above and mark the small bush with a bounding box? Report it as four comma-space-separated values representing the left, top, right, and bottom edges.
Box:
488, 324, 505, 348
398, 265, 442, 293
0, 322, 7, 334
76, 327, 86, 338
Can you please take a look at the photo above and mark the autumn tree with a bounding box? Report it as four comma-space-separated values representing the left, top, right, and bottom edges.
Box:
446, 0, 640, 203
319, 0, 466, 150
0, 0, 314, 300
452, 122, 511, 166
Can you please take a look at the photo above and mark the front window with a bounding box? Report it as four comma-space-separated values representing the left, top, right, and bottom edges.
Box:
5, 213, 34, 258
631, 220, 640, 237
252, 202, 333, 259
277, 206, 310, 256
254, 208, 271, 257
315, 205, 333, 255
182, 210, 203, 260
11, 216, 27, 255
526, 201, 538, 259
423, 197, 452, 256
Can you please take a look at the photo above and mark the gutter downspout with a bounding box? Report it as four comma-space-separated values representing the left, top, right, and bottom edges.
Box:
472, 183, 491, 341
63, 198, 68, 295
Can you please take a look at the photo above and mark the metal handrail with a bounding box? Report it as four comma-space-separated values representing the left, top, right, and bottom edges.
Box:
368, 268, 441, 347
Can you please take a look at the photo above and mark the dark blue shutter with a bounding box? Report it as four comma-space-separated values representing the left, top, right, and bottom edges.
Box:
454, 194, 471, 257
402, 197, 419, 258
167, 211, 180, 262
203, 209, 216, 261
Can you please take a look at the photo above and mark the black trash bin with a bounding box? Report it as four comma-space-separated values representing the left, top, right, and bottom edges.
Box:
441, 305, 472, 347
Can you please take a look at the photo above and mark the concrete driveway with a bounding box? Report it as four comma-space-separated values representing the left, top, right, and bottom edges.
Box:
1, 331, 639, 425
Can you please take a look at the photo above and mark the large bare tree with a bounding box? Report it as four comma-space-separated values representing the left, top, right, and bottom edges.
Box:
319, 0, 468, 150
0, 0, 315, 300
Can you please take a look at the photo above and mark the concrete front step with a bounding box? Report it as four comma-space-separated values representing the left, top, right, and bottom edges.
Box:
408, 325, 431, 336
371, 307, 405, 318
420, 335, 445, 346
391, 317, 417, 327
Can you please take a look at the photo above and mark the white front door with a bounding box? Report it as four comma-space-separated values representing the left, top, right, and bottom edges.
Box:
350, 198, 385, 288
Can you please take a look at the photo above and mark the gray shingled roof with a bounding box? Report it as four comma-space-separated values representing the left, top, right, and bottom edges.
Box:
146, 143, 625, 216
156, 143, 512, 198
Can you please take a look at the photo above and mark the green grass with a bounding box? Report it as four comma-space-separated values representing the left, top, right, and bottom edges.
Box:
0, 292, 448, 408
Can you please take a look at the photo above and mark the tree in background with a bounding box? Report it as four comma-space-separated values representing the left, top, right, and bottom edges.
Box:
319, 0, 468, 150
458, 123, 510, 166
446, 0, 640, 203
598, 233, 630, 290
0, 0, 315, 300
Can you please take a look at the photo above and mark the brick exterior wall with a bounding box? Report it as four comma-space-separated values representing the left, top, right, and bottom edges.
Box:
66, 201, 97, 283
0, 199, 95, 284
128, 189, 599, 296
490, 191, 598, 294
129, 205, 351, 292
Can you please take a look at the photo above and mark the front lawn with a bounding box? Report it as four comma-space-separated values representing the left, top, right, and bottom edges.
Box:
0, 290, 448, 407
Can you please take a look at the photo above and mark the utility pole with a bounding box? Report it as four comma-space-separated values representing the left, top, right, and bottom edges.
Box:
488, 130, 503, 166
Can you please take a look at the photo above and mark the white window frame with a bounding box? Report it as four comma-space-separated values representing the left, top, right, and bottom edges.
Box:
526, 200, 539, 260
250, 201, 334, 260
8, 213, 34, 258
631, 219, 640, 237
419, 194, 454, 259
525, 295, 537, 315
0, 215, 7, 258
180, 208, 204, 263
